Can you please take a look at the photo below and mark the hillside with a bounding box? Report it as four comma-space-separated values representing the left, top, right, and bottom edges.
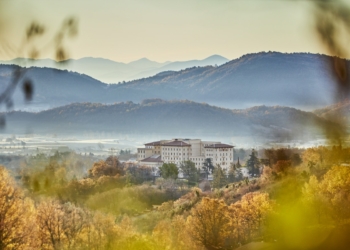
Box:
1, 52, 345, 111
3, 99, 334, 143
0, 65, 108, 110
314, 99, 350, 121
107, 52, 339, 109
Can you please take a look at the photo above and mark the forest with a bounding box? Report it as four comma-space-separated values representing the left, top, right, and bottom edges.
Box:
1, 145, 350, 249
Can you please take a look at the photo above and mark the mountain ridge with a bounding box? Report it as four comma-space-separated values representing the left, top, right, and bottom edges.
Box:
0, 51, 346, 111
0, 55, 229, 83
2, 99, 334, 146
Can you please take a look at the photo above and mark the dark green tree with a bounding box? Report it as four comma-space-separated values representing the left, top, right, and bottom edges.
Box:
236, 157, 242, 168
159, 163, 178, 179
227, 162, 243, 183
246, 149, 260, 177
212, 165, 227, 188
179, 160, 200, 186
203, 158, 215, 180
124, 164, 154, 184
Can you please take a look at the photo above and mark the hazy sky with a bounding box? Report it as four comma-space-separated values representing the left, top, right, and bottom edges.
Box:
0, 0, 326, 62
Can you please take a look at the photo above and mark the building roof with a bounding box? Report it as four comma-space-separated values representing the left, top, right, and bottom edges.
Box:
144, 141, 162, 146
140, 155, 163, 163
162, 140, 191, 147
204, 143, 234, 148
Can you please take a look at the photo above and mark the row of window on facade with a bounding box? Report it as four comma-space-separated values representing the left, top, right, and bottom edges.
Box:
163, 148, 191, 151
206, 148, 231, 151
166, 161, 228, 166
206, 153, 232, 156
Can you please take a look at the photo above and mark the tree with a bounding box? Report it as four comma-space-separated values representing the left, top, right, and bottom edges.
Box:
246, 149, 260, 177
153, 215, 199, 250
235, 148, 247, 161
37, 200, 66, 249
203, 158, 214, 179
228, 192, 274, 244
273, 160, 292, 174
228, 163, 243, 183
212, 165, 228, 189
37, 200, 93, 250
179, 160, 199, 186
88, 156, 123, 178
124, 164, 154, 184
291, 153, 302, 166
0, 166, 37, 249
236, 157, 242, 168
61, 203, 88, 250
303, 165, 350, 222
187, 198, 230, 250
159, 163, 178, 179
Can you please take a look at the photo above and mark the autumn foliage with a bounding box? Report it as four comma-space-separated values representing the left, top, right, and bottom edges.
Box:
1, 145, 350, 249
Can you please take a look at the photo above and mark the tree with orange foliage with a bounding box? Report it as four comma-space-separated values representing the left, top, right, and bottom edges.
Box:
273, 160, 292, 174
0, 166, 37, 250
186, 198, 230, 250
88, 156, 124, 178
228, 192, 274, 245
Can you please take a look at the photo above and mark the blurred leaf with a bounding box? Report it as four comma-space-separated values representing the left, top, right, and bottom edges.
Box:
26, 22, 45, 40
22, 79, 33, 101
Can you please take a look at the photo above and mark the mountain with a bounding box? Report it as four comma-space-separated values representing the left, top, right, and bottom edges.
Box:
127, 58, 169, 70
108, 52, 346, 109
126, 55, 229, 80
0, 55, 229, 83
0, 65, 108, 111
314, 99, 350, 121
2, 99, 333, 144
0, 52, 345, 111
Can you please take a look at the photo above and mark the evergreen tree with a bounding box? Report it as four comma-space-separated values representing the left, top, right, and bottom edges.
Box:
179, 160, 200, 186
236, 157, 242, 168
228, 161, 243, 183
203, 158, 215, 179
212, 165, 227, 188
246, 149, 260, 177
159, 163, 179, 179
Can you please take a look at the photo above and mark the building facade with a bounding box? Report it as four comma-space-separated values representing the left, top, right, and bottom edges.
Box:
137, 138, 234, 170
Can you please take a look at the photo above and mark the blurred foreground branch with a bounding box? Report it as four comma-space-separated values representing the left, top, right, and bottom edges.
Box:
0, 9, 78, 127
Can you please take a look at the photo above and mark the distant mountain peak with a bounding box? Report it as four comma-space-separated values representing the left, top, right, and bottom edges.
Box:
204, 54, 229, 61
127, 57, 169, 70
129, 57, 153, 64
128, 57, 165, 65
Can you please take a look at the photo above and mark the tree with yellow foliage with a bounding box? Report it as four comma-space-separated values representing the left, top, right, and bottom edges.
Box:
302, 147, 322, 165
152, 219, 172, 250
228, 192, 274, 246
186, 198, 230, 250
0, 166, 37, 250
153, 216, 201, 250
303, 165, 350, 222
37, 200, 66, 249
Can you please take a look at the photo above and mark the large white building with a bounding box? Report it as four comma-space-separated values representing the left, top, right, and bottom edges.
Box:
137, 138, 234, 170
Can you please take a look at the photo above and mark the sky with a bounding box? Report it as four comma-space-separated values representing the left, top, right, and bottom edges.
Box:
0, 0, 328, 63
